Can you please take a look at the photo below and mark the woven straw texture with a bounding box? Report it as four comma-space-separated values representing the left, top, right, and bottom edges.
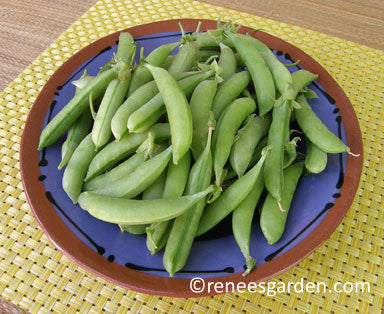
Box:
0, 0, 383, 312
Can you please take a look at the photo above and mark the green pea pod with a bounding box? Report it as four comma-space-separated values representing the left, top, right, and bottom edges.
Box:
264, 100, 290, 203
283, 137, 301, 169
146, 151, 191, 255
230, 114, 271, 177
260, 162, 304, 244
197, 147, 269, 237
199, 49, 220, 62
128, 70, 215, 134
218, 43, 236, 81
192, 29, 223, 48
225, 32, 275, 116
143, 64, 193, 164
119, 168, 167, 235
291, 70, 318, 97
128, 42, 180, 96
38, 68, 116, 150
85, 123, 170, 181
295, 95, 349, 153
168, 40, 199, 73
234, 52, 245, 67
305, 139, 327, 173
232, 172, 264, 276
212, 71, 251, 119
77, 185, 216, 225
62, 134, 97, 204
84, 151, 147, 191
163, 122, 214, 276
91, 146, 172, 198
213, 97, 256, 186
111, 71, 198, 141
161, 55, 175, 69
190, 79, 218, 159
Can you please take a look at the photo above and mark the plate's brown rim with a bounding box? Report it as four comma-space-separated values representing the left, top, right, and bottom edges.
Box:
20, 19, 363, 298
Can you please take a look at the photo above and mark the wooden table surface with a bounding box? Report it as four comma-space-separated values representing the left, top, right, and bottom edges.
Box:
0, 0, 383, 312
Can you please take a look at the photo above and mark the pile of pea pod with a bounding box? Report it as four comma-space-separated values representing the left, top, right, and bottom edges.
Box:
38, 21, 354, 277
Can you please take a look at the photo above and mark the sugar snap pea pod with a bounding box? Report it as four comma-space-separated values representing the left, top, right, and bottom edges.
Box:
142, 64, 193, 164
260, 162, 304, 244
78, 185, 216, 225
163, 121, 214, 276
128, 70, 215, 134
85, 123, 170, 181
91, 146, 172, 198
162, 55, 175, 69
232, 172, 264, 276
295, 95, 349, 153
58, 71, 95, 170
212, 71, 251, 119
291, 70, 318, 97
229, 114, 271, 177
225, 32, 275, 116
146, 151, 191, 255
196, 147, 269, 236
218, 43, 236, 81
38, 68, 116, 150
199, 49, 220, 62
111, 71, 197, 141
234, 52, 245, 67
62, 134, 97, 204
283, 137, 301, 169
128, 42, 180, 96
190, 79, 217, 160
264, 99, 290, 204
192, 29, 224, 48
305, 139, 327, 173
119, 169, 167, 235
213, 97, 256, 186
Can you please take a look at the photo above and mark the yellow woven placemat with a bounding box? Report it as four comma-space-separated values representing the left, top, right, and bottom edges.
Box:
1, 0, 383, 312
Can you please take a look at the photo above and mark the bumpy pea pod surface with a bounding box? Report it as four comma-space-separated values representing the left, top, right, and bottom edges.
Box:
225, 32, 275, 116
211, 71, 251, 119
232, 172, 264, 276
213, 97, 256, 186
38, 68, 116, 150
62, 134, 97, 204
77, 185, 216, 225
197, 147, 269, 237
260, 162, 304, 244
295, 95, 349, 153
230, 114, 271, 177
305, 139, 328, 173
167, 38, 199, 73
85, 123, 170, 181
91, 146, 172, 198
144, 64, 193, 164
190, 79, 217, 160
218, 42, 237, 81
163, 122, 214, 276
146, 151, 191, 255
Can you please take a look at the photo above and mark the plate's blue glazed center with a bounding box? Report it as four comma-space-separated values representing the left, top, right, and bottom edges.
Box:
38, 31, 347, 279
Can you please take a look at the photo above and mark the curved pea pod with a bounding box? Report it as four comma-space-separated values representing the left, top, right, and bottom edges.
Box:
38, 68, 116, 150
163, 124, 213, 276
77, 185, 216, 225
146, 151, 191, 255
143, 64, 193, 164
62, 134, 97, 204
305, 139, 327, 173
190, 79, 218, 159
295, 95, 349, 153
212, 71, 251, 119
91, 146, 172, 198
283, 137, 301, 169
128, 42, 180, 96
264, 100, 290, 203
85, 123, 170, 181
213, 97, 256, 186
128, 70, 215, 134
199, 49, 220, 62
291, 70, 318, 97
260, 162, 304, 245
111, 72, 198, 141
161, 55, 175, 69
168, 40, 199, 73
119, 168, 167, 235
192, 29, 223, 48
218, 43, 236, 81
225, 32, 275, 116
196, 147, 269, 237
230, 114, 271, 177
84, 151, 147, 191
232, 172, 264, 276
